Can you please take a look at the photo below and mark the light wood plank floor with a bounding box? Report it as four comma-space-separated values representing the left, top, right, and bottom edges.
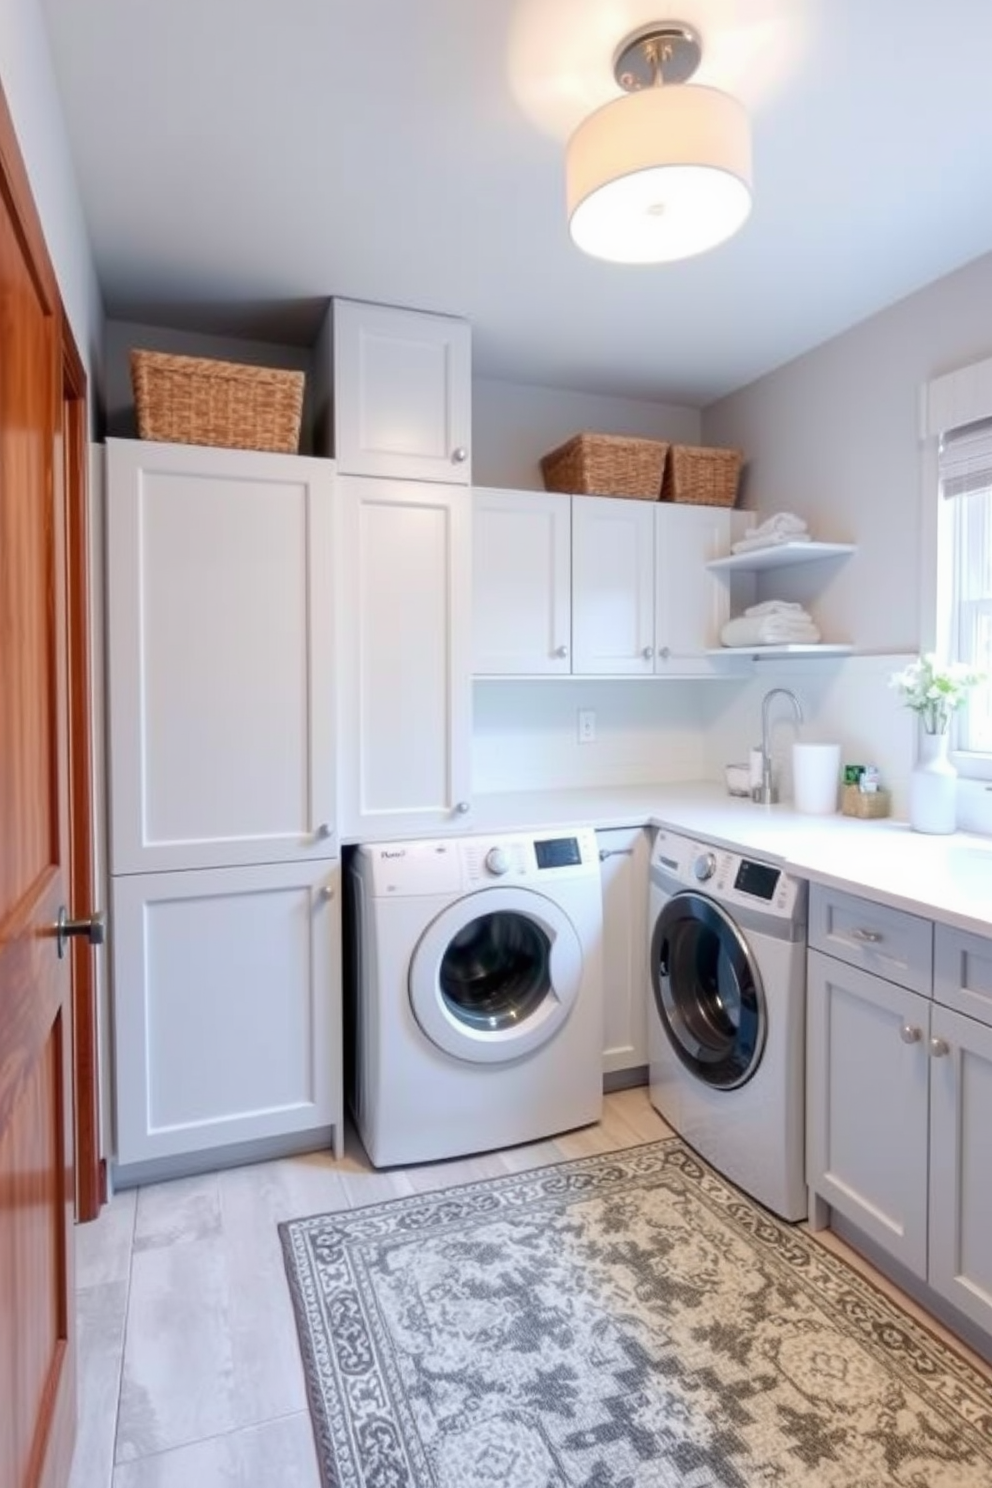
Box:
68, 1088, 991, 1488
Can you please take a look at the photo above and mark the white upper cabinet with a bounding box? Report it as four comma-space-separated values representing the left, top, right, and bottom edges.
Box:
473, 488, 571, 674
572, 497, 655, 675
332, 299, 472, 483
106, 439, 337, 874
337, 475, 472, 837
655, 504, 733, 672
571, 497, 733, 675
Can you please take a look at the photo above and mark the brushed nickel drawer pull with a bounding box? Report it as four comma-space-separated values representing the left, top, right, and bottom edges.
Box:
850, 927, 883, 944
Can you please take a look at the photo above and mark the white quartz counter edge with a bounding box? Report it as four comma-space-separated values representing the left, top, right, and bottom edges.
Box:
467, 783, 992, 937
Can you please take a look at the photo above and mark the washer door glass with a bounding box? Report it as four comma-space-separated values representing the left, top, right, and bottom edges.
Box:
651, 890, 766, 1089
410, 887, 583, 1065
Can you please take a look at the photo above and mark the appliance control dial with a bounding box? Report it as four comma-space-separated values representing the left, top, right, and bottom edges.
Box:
485, 846, 511, 876
693, 852, 717, 882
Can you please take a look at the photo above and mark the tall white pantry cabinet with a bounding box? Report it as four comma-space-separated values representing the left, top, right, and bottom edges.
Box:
105, 439, 343, 1177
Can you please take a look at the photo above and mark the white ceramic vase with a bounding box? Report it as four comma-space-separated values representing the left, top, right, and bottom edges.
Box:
909, 729, 957, 834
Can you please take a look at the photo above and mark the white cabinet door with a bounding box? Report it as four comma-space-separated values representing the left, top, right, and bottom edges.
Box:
572, 497, 655, 675
654, 505, 733, 672
338, 475, 472, 837
106, 439, 337, 873
112, 861, 342, 1169
597, 826, 649, 1075
928, 1003, 992, 1334
807, 948, 930, 1277
473, 488, 571, 674
333, 299, 471, 483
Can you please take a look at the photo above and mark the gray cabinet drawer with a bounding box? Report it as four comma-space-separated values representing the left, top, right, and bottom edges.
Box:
808, 883, 933, 995
934, 924, 992, 1029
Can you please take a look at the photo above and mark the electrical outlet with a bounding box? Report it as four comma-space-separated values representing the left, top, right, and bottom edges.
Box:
577, 708, 596, 744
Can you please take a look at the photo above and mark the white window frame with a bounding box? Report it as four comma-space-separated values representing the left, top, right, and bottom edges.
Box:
922, 354, 992, 785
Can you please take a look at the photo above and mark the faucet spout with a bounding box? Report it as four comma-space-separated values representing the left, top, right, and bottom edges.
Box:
757, 688, 804, 805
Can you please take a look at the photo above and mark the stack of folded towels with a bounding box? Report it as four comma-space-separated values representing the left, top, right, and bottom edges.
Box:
731, 511, 810, 554
720, 600, 821, 649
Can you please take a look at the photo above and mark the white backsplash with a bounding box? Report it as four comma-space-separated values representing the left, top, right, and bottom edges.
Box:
472, 656, 919, 817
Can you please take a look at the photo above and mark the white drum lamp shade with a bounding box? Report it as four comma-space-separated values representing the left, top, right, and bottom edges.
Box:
567, 84, 753, 264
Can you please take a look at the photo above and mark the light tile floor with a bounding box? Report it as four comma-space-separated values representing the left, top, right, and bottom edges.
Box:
68, 1088, 992, 1488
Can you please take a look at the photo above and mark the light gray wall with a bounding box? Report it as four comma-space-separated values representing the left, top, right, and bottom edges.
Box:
473, 377, 701, 490
1, 0, 103, 402
103, 320, 317, 452
703, 248, 992, 655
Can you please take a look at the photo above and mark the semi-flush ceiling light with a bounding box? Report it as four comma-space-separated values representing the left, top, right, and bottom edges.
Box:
567, 23, 752, 265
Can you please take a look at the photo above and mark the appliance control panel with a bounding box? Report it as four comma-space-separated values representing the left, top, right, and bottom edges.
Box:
360, 828, 600, 895
650, 828, 805, 922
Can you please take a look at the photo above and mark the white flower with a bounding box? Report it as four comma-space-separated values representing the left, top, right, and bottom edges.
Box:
889, 653, 985, 734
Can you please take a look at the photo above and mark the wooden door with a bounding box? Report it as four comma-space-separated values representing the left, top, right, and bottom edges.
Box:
571, 496, 655, 675
0, 84, 77, 1488
806, 949, 930, 1278
472, 488, 572, 675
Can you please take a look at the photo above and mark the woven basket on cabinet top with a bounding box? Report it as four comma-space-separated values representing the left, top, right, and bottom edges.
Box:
661, 443, 743, 507
540, 433, 669, 500
130, 350, 305, 454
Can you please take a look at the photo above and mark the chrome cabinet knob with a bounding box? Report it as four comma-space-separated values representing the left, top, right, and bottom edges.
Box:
899, 1024, 922, 1044
320, 885, 335, 901
555, 644, 568, 658
641, 645, 654, 660
658, 645, 671, 661
314, 822, 333, 840
929, 1036, 950, 1058
454, 801, 470, 814
451, 446, 468, 464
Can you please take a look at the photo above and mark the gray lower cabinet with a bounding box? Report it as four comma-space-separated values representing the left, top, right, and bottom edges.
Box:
807, 885, 992, 1338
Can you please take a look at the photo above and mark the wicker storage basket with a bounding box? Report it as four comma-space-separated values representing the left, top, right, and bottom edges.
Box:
130, 350, 305, 454
540, 433, 669, 500
661, 443, 743, 507
841, 785, 891, 819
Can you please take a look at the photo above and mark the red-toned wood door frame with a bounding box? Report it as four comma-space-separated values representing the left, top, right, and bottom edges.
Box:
0, 71, 85, 1488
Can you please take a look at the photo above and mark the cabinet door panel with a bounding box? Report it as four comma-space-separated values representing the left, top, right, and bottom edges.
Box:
934, 923, 992, 1028
807, 949, 929, 1276
338, 476, 471, 836
473, 489, 571, 674
333, 300, 471, 482
929, 1004, 992, 1333
654, 506, 732, 671
572, 497, 654, 674
598, 827, 649, 1073
107, 441, 336, 872
112, 861, 341, 1169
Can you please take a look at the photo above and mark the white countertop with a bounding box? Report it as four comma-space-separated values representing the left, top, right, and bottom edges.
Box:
470, 783, 992, 936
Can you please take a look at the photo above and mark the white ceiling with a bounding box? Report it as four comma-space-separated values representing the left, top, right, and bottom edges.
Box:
38, 0, 992, 405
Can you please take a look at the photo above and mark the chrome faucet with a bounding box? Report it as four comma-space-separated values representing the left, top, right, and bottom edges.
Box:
756, 688, 804, 804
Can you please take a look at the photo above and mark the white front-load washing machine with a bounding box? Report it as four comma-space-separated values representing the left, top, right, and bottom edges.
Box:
647, 827, 808, 1221
348, 828, 604, 1167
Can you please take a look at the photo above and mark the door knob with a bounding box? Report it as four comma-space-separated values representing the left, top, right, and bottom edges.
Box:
899, 1024, 922, 1044
451, 446, 468, 464
55, 907, 105, 960
929, 1036, 950, 1058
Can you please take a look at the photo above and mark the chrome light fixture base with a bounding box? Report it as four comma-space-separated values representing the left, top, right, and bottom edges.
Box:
613, 24, 702, 92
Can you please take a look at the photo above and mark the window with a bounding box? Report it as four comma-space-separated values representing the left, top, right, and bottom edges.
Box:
939, 420, 992, 764
925, 355, 992, 785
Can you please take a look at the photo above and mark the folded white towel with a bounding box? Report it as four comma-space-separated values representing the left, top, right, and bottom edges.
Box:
744, 599, 809, 618
730, 531, 812, 555
720, 614, 821, 648
744, 511, 809, 541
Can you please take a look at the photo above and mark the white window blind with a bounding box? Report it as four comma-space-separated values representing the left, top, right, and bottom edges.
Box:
939, 419, 992, 754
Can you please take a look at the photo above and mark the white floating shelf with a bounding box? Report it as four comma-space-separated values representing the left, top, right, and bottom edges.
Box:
707, 541, 856, 573
706, 644, 854, 660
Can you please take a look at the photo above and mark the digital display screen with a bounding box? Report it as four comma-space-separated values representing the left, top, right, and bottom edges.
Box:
734, 860, 780, 901
535, 837, 581, 869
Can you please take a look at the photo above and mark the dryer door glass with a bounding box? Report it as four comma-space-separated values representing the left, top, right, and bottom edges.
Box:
651, 892, 766, 1089
440, 912, 551, 1030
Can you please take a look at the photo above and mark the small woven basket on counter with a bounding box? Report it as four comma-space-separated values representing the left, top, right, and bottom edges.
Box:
841, 785, 891, 819
130, 350, 305, 454
661, 443, 743, 507
540, 433, 669, 500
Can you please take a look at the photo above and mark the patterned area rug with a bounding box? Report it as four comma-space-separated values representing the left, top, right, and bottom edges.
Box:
280, 1139, 992, 1487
